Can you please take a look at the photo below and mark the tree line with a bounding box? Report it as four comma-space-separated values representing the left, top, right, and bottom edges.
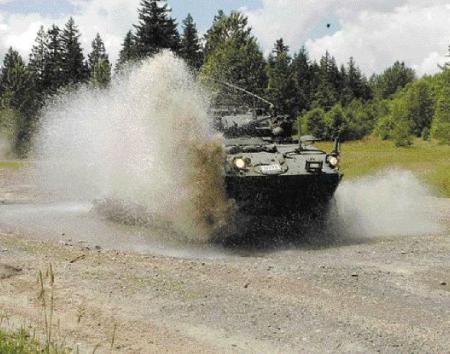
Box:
1, 0, 449, 156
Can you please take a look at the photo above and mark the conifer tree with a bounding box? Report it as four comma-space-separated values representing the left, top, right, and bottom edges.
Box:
133, 0, 180, 58
180, 13, 203, 70
28, 26, 49, 94
88, 33, 111, 86
342, 57, 370, 104
0, 48, 32, 111
203, 10, 226, 58
370, 61, 415, 99
266, 39, 297, 117
291, 46, 313, 113
116, 31, 137, 71
313, 52, 340, 110
43, 25, 64, 94
0, 48, 35, 153
60, 17, 88, 86
201, 11, 267, 99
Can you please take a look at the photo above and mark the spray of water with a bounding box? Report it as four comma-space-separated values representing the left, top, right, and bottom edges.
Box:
33, 51, 235, 242
334, 170, 444, 238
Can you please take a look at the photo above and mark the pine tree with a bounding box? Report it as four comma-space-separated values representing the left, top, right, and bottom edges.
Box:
28, 26, 49, 94
0, 48, 32, 111
180, 13, 203, 70
370, 61, 415, 99
88, 33, 110, 71
0, 48, 35, 153
43, 25, 64, 94
291, 46, 313, 113
266, 38, 297, 117
60, 17, 88, 86
88, 33, 111, 87
314, 52, 339, 110
203, 10, 226, 58
201, 11, 267, 99
133, 0, 180, 58
116, 30, 137, 71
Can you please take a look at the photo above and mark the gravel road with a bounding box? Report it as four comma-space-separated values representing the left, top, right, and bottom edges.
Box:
0, 166, 449, 353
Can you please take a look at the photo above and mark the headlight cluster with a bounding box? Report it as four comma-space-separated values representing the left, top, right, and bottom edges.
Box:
233, 157, 249, 170
327, 155, 339, 168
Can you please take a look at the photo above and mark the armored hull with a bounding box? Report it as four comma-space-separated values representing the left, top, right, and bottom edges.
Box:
224, 141, 342, 216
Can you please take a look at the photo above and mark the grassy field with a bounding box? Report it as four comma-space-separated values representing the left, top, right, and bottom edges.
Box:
0, 138, 449, 197
318, 137, 450, 197
0, 328, 44, 354
0, 161, 24, 169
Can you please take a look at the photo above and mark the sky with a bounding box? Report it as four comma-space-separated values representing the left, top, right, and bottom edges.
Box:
0, 0, 449, 76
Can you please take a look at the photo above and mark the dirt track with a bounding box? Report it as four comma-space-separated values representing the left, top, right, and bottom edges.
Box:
1, 166, 450, 353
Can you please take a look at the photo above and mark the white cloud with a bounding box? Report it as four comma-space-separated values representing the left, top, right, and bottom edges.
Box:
0, 0, 140, 64
245, 0, 450, 76
0, 0, 449, 76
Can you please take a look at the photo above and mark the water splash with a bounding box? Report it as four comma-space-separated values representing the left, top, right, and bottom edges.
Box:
33, 51, 234, 242
335, 170, 444, 238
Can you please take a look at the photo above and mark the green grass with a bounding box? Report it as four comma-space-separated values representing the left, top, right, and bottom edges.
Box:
317, 137, 450, 197
0, 161, 24, 169
0, 328, 43, 354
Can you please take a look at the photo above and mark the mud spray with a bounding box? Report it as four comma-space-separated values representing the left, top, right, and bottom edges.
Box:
27, 51, 444, 248
334, 170, 444, 239
33, 52, 234, 242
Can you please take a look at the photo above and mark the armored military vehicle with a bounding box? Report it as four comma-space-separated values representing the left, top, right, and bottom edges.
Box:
213, 83, 343, 218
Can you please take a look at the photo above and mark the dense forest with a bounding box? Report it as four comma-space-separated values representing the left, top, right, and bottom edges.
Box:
0, 0, 449, 156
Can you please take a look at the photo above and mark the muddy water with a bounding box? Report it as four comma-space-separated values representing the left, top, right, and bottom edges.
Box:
0, 201, 228, 259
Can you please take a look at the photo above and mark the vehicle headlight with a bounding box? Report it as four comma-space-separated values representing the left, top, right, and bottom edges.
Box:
234, 158, 247, 169
327, 155, 339, 168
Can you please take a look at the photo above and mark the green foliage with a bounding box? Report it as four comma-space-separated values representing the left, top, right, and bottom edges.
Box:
404, 80, 434, 136
180, 14, 203, 70
28, 26, 48, 96
88, 33, 111, 87
370, 61, 415, 99
431, 70, 450, 144
374, 78, 435, 144
91, 60, 112, 89
43, 25, 64, 94
325, 104, 347, 139
291, 46, 314, 113
0, 48, 34, 113
201, 11, 267, 99
392, 119, 413, 147
0, 328, 42, 354
343, 99, 378, 140
0, 108, 20, 155
422, 127, 431, 141
116, 31, 137, 71
0, 48, 36, 154
60, 18, 89, 86
312, 52, 340, 110
266, 39, 297, 117
341, 57, 371, 104
133, 0, 180, 58
301, 107, 326, 138
318, 138, 450, 197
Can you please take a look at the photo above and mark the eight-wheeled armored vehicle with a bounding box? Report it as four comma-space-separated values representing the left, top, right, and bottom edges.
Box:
213, 84, 343, 218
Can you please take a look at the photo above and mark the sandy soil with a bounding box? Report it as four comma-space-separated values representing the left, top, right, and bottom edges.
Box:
0, 166, 450, 353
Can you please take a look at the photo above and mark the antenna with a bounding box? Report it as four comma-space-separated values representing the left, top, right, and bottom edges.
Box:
210, 79, 275, 110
